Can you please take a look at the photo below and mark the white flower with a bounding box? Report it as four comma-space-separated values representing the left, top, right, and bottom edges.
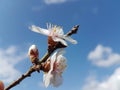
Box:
43, 49, 67, 87
29, 23, 77, 46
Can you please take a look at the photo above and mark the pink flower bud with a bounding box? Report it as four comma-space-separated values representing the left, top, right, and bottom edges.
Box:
28, 45, 39, 65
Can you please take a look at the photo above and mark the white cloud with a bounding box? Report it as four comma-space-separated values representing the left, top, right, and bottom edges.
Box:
88, 44, 120, 67
43, 0, 67, 5
0, 45, 27, 83
82, 67, 120, 90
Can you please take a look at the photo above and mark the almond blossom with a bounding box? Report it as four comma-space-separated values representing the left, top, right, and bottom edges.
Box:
43, 49, 67, 87
29, 23, 77, 47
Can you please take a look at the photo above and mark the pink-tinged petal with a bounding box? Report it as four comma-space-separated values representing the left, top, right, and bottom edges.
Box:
52, 73, 63, 87
29, 25, 50, 36
43, 73, 52, 88
50, 49, 65, 67
43, 51, 57, 87
56, 55, 67, 73
43, 49, 66, 88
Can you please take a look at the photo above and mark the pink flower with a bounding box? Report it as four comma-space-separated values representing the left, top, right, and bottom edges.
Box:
43, 49, 67, 87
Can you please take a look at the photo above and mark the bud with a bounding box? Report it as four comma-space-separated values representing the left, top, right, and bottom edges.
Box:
0, 81, 4, 90
28, 44, 39, 65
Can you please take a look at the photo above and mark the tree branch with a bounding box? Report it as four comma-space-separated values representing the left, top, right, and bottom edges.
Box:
5, 67, 35, 90
4, 25, 80, 90
66, 25, 79, 36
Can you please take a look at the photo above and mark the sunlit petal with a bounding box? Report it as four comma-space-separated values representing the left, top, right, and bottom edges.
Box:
29, 25, 50, 36
56, 55, 67, 73
53, 37, 67, 46
43, 72, 53, 88
52, 73, 63, 87
63, 36, 78, 44
43, 49, 67, 87
55, 27, 64, 35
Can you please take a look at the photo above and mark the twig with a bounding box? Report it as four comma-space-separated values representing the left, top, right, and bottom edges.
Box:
5, 67, 36, 90
66, 25, 79, 36
4, 25, 80, 90
5, 52, 50, 90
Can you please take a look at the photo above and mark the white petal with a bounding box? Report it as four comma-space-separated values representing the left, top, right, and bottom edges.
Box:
29, 25, 50, 36
53, 37, 67, 46
62, 36, 77, 44
43, 72, 54, 88
43, 49, 66, 88
52, 73, 63, 87
55, 27, 64, 35
50, 52, 57, 71
28, 44, 38, 55
43, 73, 47, 84
56, 55, 67, 73
50, 49, 65, 68
56, 48, 65, 57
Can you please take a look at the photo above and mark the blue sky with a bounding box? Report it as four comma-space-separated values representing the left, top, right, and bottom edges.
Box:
0, 0, 120, 90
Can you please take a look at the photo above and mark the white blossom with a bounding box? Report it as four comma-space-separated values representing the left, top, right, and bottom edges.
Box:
29, 23, 77, 46
43, 49, 67, 87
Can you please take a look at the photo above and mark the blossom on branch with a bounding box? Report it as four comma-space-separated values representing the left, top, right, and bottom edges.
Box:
29, 23, 77, 51
43, 49, 67, 87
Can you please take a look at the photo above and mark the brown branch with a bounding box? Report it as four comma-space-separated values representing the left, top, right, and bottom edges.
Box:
66, 25, 79, 36
4, 25, 80, 90
5, 52, 50, 90
5, 67, 36, 90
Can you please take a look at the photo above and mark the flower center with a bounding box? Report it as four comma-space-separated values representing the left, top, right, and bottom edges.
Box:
53, 27, 56, 33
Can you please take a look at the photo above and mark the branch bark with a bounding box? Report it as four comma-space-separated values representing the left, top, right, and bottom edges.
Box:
4, 25, 79, 90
